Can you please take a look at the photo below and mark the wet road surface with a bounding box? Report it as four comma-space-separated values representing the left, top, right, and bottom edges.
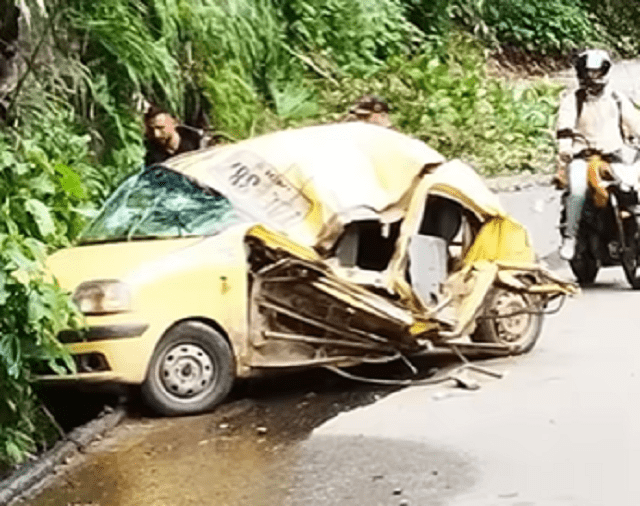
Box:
22, 357, 473, 506
28, 264, 640, 506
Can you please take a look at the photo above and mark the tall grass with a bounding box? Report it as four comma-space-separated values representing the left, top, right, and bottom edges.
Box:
276, 0, 417, 74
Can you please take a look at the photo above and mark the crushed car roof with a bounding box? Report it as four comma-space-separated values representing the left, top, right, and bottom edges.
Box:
164, 122, 505, 247
164, 123, 442, 243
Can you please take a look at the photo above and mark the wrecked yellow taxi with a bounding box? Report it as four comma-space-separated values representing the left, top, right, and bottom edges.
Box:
44, 123, 575, 415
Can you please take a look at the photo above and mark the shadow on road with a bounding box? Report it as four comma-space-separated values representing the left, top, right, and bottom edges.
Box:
37, 351, 464, 444
24, 353, 471, 506
123, 352, 464, 437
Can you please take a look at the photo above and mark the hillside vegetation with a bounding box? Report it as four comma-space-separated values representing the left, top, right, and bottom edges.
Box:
1, 0, 637, 466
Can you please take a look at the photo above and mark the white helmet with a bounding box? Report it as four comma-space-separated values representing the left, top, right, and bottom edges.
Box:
575, 49, 612, 94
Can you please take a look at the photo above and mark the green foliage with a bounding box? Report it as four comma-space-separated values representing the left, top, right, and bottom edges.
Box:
8, 0, 145, 198
450, 0, 601, 54
0, 109, 96, 247
402, 0, 454, 41
0, 86, 91, 468
185, 0, 315, 135
0, 117, 86, 466
65, 0, 182, 113
0, 233, 79, 466
277, 0, 417, 75
77, 0, 418, 135
317, 34, 562, 174
580, 0, 640, 56
203, 63, 281, 139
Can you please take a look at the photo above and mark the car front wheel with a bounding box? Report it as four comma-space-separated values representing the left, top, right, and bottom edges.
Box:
142, 321, 234, 416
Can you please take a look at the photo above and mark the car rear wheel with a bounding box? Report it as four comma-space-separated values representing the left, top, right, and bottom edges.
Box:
471, 287, 543, 354
142, 321, 234, 416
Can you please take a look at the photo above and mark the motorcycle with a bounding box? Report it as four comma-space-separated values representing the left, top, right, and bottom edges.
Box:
560, 136, 640, 288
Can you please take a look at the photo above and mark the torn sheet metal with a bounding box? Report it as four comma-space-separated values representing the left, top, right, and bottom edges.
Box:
245, 228, 431, 369
243, 224, 574, 370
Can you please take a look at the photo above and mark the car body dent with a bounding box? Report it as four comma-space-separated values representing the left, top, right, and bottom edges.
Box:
242, 224, 576, 369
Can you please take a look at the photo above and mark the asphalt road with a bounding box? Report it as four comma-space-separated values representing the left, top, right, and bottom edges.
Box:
312, 266, 640, 506
18, 185, 640, 506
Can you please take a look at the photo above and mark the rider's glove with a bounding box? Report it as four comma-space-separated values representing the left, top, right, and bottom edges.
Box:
558, 152, 572, 165
553, 153, 571, 190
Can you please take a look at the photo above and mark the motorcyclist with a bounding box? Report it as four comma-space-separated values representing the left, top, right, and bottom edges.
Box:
556, 49, 640, 260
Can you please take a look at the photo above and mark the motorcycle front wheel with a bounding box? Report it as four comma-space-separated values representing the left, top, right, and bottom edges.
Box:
620, 219, 640, 289
569, 252, 599, 285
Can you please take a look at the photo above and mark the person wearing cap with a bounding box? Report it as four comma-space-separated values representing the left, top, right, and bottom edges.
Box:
143, 104, 209, 167
556, 49, 640, 260
345, 95, 392, 128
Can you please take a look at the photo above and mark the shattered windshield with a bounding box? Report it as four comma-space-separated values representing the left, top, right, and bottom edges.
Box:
80, 167, 241, 243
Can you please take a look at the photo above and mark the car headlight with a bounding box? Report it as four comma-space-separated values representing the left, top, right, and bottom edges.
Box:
73, 280, 131, 315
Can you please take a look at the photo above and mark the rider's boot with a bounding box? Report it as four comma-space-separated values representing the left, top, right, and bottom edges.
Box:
560, 236, 576, 260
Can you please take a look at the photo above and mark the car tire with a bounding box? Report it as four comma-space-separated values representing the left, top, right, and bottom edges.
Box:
141, 321, 234, 416
471, 287, 543, 355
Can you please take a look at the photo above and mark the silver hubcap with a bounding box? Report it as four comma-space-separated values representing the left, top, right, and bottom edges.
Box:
160, 343, 214, 398
493, 291, 530, 343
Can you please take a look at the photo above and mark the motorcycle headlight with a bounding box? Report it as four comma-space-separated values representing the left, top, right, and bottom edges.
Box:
73, 280, 131, 315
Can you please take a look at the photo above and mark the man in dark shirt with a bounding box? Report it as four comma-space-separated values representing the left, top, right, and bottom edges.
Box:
144, 104, 207, 166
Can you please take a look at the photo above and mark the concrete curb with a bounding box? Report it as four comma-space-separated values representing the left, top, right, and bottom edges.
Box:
0, 405, 125, 506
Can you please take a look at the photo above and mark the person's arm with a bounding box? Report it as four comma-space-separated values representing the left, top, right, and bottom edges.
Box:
144, 141, 154, 167
556, 90, 577, 163
553, 90, 577, 189
144, 141, 167, 167
176, 125, 207, 150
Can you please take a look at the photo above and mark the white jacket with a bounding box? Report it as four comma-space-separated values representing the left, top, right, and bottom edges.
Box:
556, 85, 640, 163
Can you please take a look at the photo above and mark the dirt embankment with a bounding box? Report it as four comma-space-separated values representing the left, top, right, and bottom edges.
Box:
487, 47, 572, 81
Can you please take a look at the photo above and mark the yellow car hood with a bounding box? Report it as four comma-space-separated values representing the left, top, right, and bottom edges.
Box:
46, 235, 215, 293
